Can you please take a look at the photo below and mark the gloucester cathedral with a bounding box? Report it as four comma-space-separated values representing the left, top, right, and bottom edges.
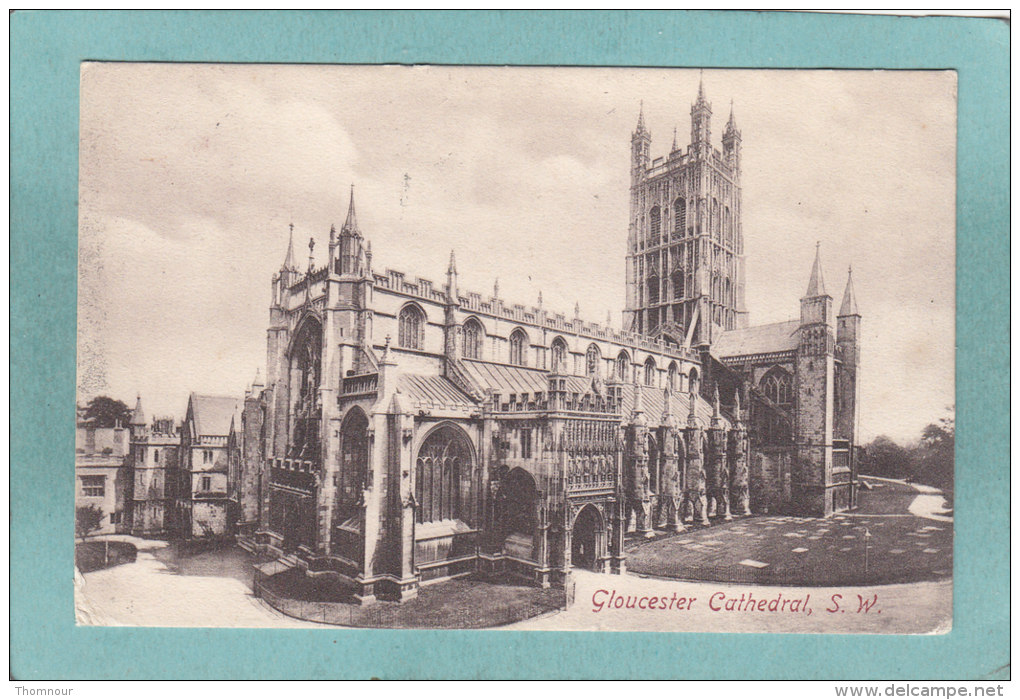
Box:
239, 82, 861, 603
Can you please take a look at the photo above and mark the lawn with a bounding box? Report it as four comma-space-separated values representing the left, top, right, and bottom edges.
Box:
260, 570, 566, 629
625, 480, 952, 586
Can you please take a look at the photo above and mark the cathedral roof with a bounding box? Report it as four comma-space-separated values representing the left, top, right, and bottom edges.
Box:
712, 320, 801, 359
188, 394, 239, 438
397, 374, 476, 411
621, 386, 723, 429
459, 360, 548, 395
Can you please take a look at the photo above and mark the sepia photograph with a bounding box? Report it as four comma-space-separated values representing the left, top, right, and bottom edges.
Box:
74, 64, 957, 634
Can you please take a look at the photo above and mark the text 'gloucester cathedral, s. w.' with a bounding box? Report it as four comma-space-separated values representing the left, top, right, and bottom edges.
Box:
236, 81, 862, 603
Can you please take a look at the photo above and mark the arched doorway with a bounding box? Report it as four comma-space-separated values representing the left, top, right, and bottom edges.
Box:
571, 505, 604, 571
495, 467, 537, 561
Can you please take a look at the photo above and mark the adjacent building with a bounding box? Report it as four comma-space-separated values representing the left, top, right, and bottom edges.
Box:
172, 393, 241, 539
75, 415, 132, 536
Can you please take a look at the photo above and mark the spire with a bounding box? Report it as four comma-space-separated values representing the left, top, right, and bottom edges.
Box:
671, 126, 679, 152
447, 249, 457, 275
537, 290, 543, 307
574, 301, 581, 318
636, 100, 646, 133
252, 367, 263, 389
130, 394, 146, 426
606, 310, 612, 326
733, 387, 741, 421
342, 184, 359, 235
839, 265, 859, 316
724, 99, 739, 137
307, 237, 315, 271
282, 223, 296, 271
805, 241, 827, 297
493, 278, 500, 299
662, 387, 675, 422
697, 70, 705, 103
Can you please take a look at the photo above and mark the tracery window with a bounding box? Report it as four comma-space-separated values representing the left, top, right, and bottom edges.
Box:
672, 270, 684, 300
761, 367, 792, 406
644, 357, 657, 387
398, 304, 424, 350
415, 426, 473, 524
337, 409, 369, 519
615, 351, 631, 383
585, 344, 601, 377
551, 337, 568, 373
462, 318, 483, 360
647, 276, 660, 306
674, 198, 686, 236
509, 329, 528, 366
650, 206, 661, 244
667, 362, 678, 392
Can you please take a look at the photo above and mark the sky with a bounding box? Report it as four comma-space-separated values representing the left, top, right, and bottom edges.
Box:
78, 64, 956, 444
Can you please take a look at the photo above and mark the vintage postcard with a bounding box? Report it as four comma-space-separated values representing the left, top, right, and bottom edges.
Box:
74, 63, 956, 634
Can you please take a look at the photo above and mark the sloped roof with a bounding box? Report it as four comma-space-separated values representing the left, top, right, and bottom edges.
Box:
189, 394, 239, 437
713, 320, 800, 359
397, 374, 477, 411
620, 386, 725, 429
459, 360, 548, 395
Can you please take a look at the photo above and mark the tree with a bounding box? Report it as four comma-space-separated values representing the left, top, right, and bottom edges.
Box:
915, 412, 955, 491
76, 504, 104, 540
83, 396, 132, 429
861, 435, 913, 479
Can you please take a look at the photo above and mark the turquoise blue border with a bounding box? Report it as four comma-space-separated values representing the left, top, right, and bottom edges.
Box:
11, 11, 1008, 680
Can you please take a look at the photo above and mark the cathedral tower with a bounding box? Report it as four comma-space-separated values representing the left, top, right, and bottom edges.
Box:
623, 78, 747, 351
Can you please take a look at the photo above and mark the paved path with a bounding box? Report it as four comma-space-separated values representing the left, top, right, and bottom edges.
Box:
76, 537, 328, 628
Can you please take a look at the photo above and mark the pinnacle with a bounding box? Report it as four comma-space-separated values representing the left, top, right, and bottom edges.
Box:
839, 264, 859, 316
805, 242, 827, 297
342, 184, 359, 234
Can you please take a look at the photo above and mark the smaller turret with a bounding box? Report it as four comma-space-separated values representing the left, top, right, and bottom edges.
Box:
722, 100, 742, 175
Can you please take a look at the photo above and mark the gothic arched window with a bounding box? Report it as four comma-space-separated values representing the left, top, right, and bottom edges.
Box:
667, 362, 678, 392
551, 337, 568, 373
650, 206, 661, 244
674, 198, 686, 236
336, 408, 369, 521
647, 276, 660, 306
615, 350, 631, 382
415, 425, 473, 524
585, 344, 601, 377
761, 367, 792, 406
644, 357, 657, 387
672, 270, 684, 300
509, 329, 528, 367
462, 318, 483, 360
398, 304, 424, 350
289, 316, 323, 459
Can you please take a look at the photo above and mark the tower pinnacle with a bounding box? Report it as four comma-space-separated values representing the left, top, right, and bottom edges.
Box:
130, 394, 146, 426
839, 265, 859, 316
636, 100, 646, 133
342, 184, 359, 235
282, 223, 296, 271
805, 242, 827, 297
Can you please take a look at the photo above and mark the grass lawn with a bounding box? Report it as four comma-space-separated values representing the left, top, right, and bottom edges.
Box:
260, 570, 566, 629
626, 480, 952, 586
